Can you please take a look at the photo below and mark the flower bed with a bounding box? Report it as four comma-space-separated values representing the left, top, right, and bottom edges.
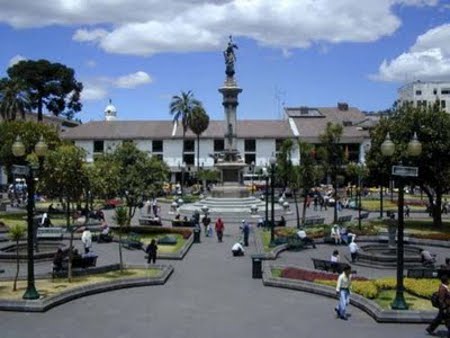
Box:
280, 267, 368, 282
118, 226, 192, 239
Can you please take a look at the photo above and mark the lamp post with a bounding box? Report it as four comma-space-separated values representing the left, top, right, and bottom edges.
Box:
12, 135, 48, 300
381, 132, 422, 310
180, 161, 186, 196
263, 167, 269, 229
250, 161, 255, 196
269, 156, 276, 243
358, 164, 363, 231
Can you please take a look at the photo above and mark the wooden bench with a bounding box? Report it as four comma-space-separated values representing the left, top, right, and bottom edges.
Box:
53, 255, 98, 278
407, 268, 438, 279
139, 217, 162, 226
36, 227, 64, 240
311, 258, 353, 274
303, 217, 325, 228
122, 232, 143, 250
337, 215, 353, 224
356, 212, 370, 221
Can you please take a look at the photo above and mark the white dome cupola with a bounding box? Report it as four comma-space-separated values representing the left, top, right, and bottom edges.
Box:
104, 99, 117, 121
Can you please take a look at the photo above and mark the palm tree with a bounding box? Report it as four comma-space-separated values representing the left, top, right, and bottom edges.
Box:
189, 106, 210, 179
114, 206, 128, 273
0, 78, 30, 121
8, 224, 26, 291
169, 91, 202, 191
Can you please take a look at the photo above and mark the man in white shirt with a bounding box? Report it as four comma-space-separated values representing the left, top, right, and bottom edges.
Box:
335, 265, 352, 320
231, 242, 245, 256
330, 225, 341, 245
297, 229, 316, 248
348, 240, 359, 263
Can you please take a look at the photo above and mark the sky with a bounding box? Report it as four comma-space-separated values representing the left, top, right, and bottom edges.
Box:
0, 0, 449, 122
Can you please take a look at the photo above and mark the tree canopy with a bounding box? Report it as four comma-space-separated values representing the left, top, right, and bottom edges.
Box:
6, 59, 83, 121
0, 78, 30, 121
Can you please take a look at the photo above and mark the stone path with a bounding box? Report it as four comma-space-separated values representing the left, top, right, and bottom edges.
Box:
0, 223, 429, 338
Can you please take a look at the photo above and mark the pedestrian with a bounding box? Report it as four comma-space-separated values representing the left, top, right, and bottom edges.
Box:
313, 196, 318, 211
348, 239, 359, 263
404, 204, 410, 218
427, 274, 450, 337
331, 249, 340, 273
81, 228, 92, 254
335, 265, 352, 320
202, 214, 211, 234
241, 220, 250, 247
215, 217, 224, 242
145, 239, 158, 264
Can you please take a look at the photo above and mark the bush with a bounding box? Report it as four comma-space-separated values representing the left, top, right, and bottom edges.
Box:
404, 278, 440, 298
280, 267, 368, 282
117, 226, 192, 239
410, 233, 450, 241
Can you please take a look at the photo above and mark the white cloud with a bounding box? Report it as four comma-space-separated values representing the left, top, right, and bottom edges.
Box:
372, 24, 450, 82
73, 28, 108, 42
81, 82, 108, 101
8, 54, 26, 67
113, 71, 152, 88
85, 60, 96, 68
0, 1, 439, 56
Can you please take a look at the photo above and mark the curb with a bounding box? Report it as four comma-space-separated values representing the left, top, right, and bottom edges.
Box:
0, 264, 173, 312
262, 262, 437, 323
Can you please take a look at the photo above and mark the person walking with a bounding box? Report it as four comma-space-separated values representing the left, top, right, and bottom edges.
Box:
427, 274, 450, 337
202, 214, 211, 235
241, 220, 250, 247
348, 239, 359, 263
145, 239, 158, 264
81, 228, 92, 254
335, 265, 352, 320
215, 218, 224, 242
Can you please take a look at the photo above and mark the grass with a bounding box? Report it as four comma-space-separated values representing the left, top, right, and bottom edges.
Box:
0, 268, 162, 300
138, 233, 186, 253
0, 212, 68, 228
374, 289, 433, 311
271, 268, 282, 278
261, 231, 273, 252
361, 200, 424, 212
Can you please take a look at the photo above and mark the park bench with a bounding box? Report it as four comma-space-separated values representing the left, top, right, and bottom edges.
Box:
36, 227, 64, 240
172, 220, 194, 227
337, 215, 353, 224
407, 268, 438, 279
311, 258, 354, 274
139, 216, 162, 226
355, 212, 370, 221
122, 232, 143, 250
52, 254, 98, 278
303, 217, 325, 228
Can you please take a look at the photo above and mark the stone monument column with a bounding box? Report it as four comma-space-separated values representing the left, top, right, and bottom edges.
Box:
218, 85, 242, 151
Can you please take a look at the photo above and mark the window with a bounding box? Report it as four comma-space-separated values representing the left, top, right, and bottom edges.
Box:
183, 154, 195, 165
442, 89, 450, 95
417, 100, 427, 107
415, 90, 422, 95
93, 140, 104, 153
244, 154, 256, 165
214, 139, 224, 152
275, 139, 285, 152
433, 89, 438, 95
152, 140, 163, 153
184, 140, 195, 152
442, 100, 447, 109
244, 139, 256, 152
154, 154, 163, 161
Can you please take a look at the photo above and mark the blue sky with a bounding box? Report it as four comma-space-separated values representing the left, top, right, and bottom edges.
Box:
0, 0, 449, 122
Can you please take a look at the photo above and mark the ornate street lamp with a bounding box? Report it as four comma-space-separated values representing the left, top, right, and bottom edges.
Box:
262, 167, 269, 229
269, 156, 276, 243
12, 135, 48, 300
250, 161, 255, 196
381, 132, 421, 310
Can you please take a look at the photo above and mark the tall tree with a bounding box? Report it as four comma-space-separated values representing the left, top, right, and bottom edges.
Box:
7, 59, 83, 121
0, 78, 30, 121
319, 122, 344, 223
114, 206, 128, 273
169, 90, 202, 184
367, 102, 450, 227
113, 142, 169, 225
188, 106, 210, 178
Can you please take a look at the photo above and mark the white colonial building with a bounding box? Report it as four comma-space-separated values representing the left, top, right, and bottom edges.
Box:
398, 81, 450, 113
61, 101, 371, 183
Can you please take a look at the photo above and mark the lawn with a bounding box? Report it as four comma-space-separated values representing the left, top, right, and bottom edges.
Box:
138, 233, 186, 253
0, 212, 68, 228
374, 289, 433, 311
0, 268, 161, 300
361, 200, 424, 212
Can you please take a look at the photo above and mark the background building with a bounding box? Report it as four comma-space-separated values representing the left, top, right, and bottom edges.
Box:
398, 81, 450, 113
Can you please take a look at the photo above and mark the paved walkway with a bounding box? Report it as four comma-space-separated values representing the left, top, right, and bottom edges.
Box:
0, 223, 430, 338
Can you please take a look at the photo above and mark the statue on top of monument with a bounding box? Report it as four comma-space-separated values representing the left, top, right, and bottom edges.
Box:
224, 35, 238, 78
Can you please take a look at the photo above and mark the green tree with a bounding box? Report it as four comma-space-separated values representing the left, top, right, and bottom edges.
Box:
367, 102, 450, 227
170, 91, 202, 190
188, 106, 210, 178
8, 224, 26, 291
319, 122, 344, 223
7, 59, 83, 121
0, 78, 30, 121
113, 142, 169, 225
114, 206, 128, 272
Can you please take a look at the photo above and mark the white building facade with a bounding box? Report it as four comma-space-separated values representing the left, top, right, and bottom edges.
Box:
398, 81, 450, 113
